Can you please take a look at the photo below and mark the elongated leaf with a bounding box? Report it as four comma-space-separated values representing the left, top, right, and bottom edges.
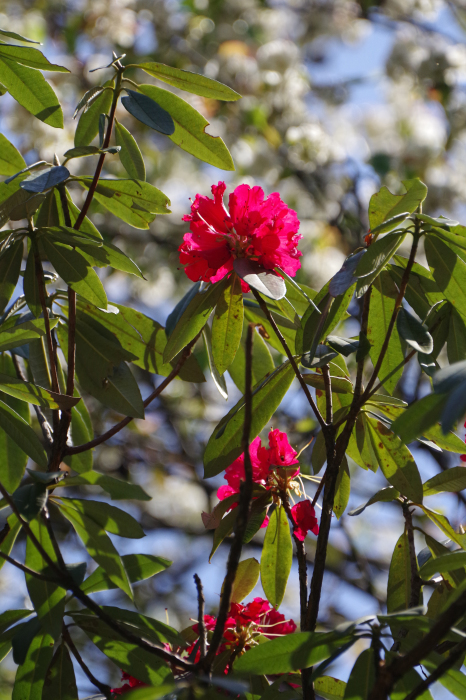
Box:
0, 57, 63, 127
297, 282, 354, 356
77, 240, 143, 278
0, 513, 22, 572
397, 307, 433, 354
368, 178, 427, 231
448, 308, 466, 364
234, 259, 285, 299
355, 231, 406, 296
387, 531, 413, 613
74, 81, 113, 146
423, 652, 466, 699
25, 517, 65, 640
0, 317, 58, 352
42, 642, 78, 700
244, 301, 297, 355
23, 244, 41, 317
164, 279, 227, 363
230, 558, 260, 604
390, 393, 447, 444
419, 505, 466, 549
20, 166, 70, 193
334, 457, 350, 519
0, 610, 32, 636
211, 273, 243, 375
348, 486, 399, 517
77, 177, 171, 229
424, 467, 466, 496
81, 553, 171, 595
40, 238, 107, 309
426, 236, 466, 321
136, 62, 240, 100
76, 357, 144, 418
139, 84, 234, 170
389, 259, 445, 322
0, 372, 79, 410
302, 373, 353, 394
62, 406, 93, 473
234, 630, 355, 675
228, 324, 275, 393
367, 271, 404, 394
121, 88, 174, 134
115, 119, 146, 180
0, 45, 68, 72
72, 615, 173, 686
315, 677, 347, 700
203, 325, 228, 399
12, 630, 55, 700
57, 497, 145, 539
0, 398, 47, 469
419, 551, 466, 579
0, 133, 26, 176
53, 470, 150, 501
344, 649, 375, 700
329, 250, 366, 297
0, 29, 40, 44
366, 417, 423, 503
0, 239, 23, 314
261, 507, 292, 609
204, 361, 295, 477
57, 500, 133, 599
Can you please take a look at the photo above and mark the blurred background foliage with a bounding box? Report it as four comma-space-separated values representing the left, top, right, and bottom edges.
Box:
1, 0, 466, 696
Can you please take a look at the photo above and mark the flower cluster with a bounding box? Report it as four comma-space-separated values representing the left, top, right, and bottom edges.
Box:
179, 182, 302, 287
217, 429, 319, 541
111, 671, 147, 696
189, 597, 296, 667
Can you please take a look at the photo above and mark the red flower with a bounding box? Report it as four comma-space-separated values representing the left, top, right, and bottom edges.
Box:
291, 500, 319, 541
111, 671, 147, 696
179, 182, 302, 286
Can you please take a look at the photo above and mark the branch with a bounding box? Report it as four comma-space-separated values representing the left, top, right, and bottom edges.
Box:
62, 625, 112, 699
403, 636, 466, 700
322, 365, 332, 424
203, 323, 255, 669
0, 551, 59, 582
64, 334, 199, 455
251, 289, 326, 431
194, 573, 206, 659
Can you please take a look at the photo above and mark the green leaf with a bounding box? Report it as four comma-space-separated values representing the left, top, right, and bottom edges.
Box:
368, 178, 427, 231
21, 166, 70, 193
423, 652, 466, 699
0, 610, 32, 636
0, 57, 63, 127
23, 245, 41, 317
203, 361, 295, 477
244, 301, 297, 355
419, 550, 466, 579
424, 467, 466, 496
0, 513, 22, 572
12, 629, 55, 700
81, 553, 171, 595
0, 372, 79, 410
392, 669, 434, 700
0, 239, 23, 315
261, 506, 292, 609
12, 483, 47, 520
0, 45, 68, 72
315, 677, 346, 700
211, 273, 244, 375
42, 642, 78, 700
164, 279, 227, 363
343, 649, 375, 700
62, 406, 93, 473
296, 282, 354, 356
448, 308, 466, 364
115, 119, 146, 180
0, 398, 47, 469
139, 84, 234, 169
389, 258, 444, 322
302, 373, 353, 394
230, 558, 260, 604
397, 307, 433, 354
387, 531, 413, 613
25, 517, 65, 640
235, 259, 286, 300
203, 325, 228, 400
0, 317, 58, 352
72, 614, 174, 686
425, 236, 466, 321
74, 81, 113, 146
53, 470, 150, 501
0, 133, 26, 176
136, 62, 241, 100
57, 500, 133, 599
334, 456, 350, 519
76, 355, 144, 418
367, 271, 405, 394
11, 616, 41, 665
390, 393, 447, 445
419, 505, 466, 549
121, 88, 175, 134
77, 177, 171, 229
329, 250, 366, 297
0, 29, 40, 44
355, 232, 406, 296
57, 497, 145, 539
348, 486, 399, 517
366, 417, 423, 503
228, 325, 275, 394
234, 630, 355, 675
40, 238, 107, 309
76, 240, 143, 278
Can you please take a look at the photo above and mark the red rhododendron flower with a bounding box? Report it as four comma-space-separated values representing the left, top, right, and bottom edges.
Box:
179, 182, 302, 286
291, 500, 319, 541
111, 671, 147, 696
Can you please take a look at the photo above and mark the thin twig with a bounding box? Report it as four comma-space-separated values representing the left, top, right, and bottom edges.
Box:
0, 551, 59, 582
403, 636, 466, 700
194, 574, 206, 658
203, 324, 255, 670
62, 625, 112, 699
322, 365, 333, 424
64, 333, 200, 455
251, 289, 326, 431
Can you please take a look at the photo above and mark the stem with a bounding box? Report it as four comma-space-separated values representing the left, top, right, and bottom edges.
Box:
0, 551, 59, 582
403, 637, 466, 700
64, 334, 199, 455
354, 288, 372, 398
62, 625, 112, 699
322, 365, 332, 424
203, 324, 255, 670
194, 574, 206, 659
403, 503, 422, 609
74, 69, 123, 230
251, 289, 326, 431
